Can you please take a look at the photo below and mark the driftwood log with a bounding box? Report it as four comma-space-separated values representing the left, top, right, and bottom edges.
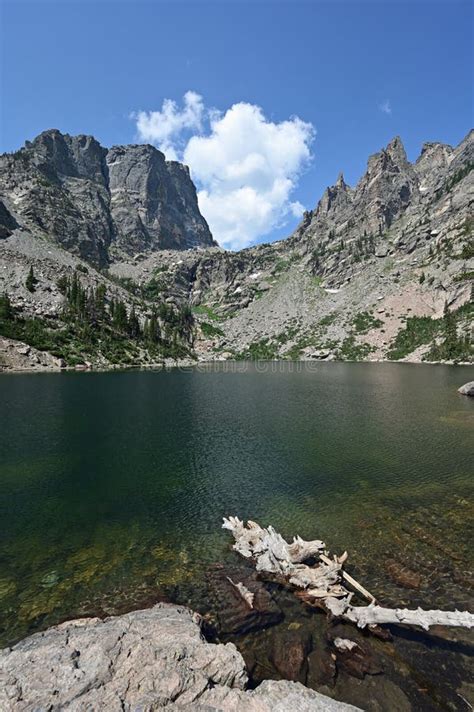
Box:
222, 517, 474, 631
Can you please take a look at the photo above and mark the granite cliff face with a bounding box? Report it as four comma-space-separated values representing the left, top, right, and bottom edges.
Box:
0, 129, 472, 368
0, 129, 215, 266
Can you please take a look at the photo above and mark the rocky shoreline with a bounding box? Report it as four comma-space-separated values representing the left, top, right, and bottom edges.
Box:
1, 334, 472, 375
0, 335, 199, 373
0, 602, 360, 711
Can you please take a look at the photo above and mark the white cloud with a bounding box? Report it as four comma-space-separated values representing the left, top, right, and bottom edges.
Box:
379, 99, 392, 115
133, 90, 205, 160
133, 93, 315, 249
290, 200, 306, 218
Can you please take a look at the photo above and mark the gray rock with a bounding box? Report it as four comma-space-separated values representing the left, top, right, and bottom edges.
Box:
302, 349, 330, 360
458, 381, 474, 396
107, 145, 215, 255
0, 335, 63, 372
0, 129, 215, 266
375, 245, 389, 258
196, 679, 362, 711
0, 200, 19, 239
0, 603, 360, 711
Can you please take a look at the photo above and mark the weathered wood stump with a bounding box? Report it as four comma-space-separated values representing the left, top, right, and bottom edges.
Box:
222, 517, 474, 632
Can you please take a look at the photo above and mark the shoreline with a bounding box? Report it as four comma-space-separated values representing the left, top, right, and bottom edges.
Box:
2, 332, 473, 375
1, 352, 473, 376
2, 358, 473, 375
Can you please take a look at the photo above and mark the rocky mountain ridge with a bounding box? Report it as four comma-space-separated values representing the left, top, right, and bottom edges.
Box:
109, 129, 473, 363
0, 129, 215, 266
0, 129, 472, 368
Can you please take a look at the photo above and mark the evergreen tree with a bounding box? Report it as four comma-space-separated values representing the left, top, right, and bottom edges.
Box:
113, 300, 128, 332
68, 273, 79, 309
95, 284, 107, 322
26, 266, 37, 292
57, 275, 68, 295
128, 305, 140, 339
158, 302, 170, 321
0, 292, 13, 320
85, 287, 98, 326
147, 311, 159, 343
442, 301, 458, 359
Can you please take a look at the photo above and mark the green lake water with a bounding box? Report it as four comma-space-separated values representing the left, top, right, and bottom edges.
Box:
1, 362, 473, 708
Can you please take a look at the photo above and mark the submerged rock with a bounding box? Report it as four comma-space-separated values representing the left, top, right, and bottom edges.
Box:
0, 603, 360, 711
327, 625, 383, 680
384, 558, 422, 589
269, 625, 312, 682
207, 564, 283, 635
458, 382, 474, 396
307, 647, 337, 687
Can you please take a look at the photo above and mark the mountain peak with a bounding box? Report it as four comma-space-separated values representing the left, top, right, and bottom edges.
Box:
385, 135, 408, 163
336, 172, 347, 188
1, 129, 216, 263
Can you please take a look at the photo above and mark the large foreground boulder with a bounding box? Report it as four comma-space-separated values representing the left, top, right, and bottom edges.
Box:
0, 603, 360, 711
458, 381, 474, 396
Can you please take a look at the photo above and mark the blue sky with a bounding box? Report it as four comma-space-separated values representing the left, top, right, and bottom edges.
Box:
1, 0, 472, 248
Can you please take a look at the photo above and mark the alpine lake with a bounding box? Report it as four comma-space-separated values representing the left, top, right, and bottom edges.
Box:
1, 362, 473, 711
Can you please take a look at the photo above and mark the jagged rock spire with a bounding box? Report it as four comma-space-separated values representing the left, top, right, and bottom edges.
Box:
385, 135, 408, 164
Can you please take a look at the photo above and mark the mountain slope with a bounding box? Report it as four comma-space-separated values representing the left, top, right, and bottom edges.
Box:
0, 129, 472, 369
109, 130, 473, 363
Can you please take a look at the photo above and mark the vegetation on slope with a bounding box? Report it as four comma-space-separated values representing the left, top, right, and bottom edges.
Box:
352, 311, 383, 334
0, 272, 194, 366
387, 298, 473, 362
200, 321, 224, 338
235, 338, 278, 360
